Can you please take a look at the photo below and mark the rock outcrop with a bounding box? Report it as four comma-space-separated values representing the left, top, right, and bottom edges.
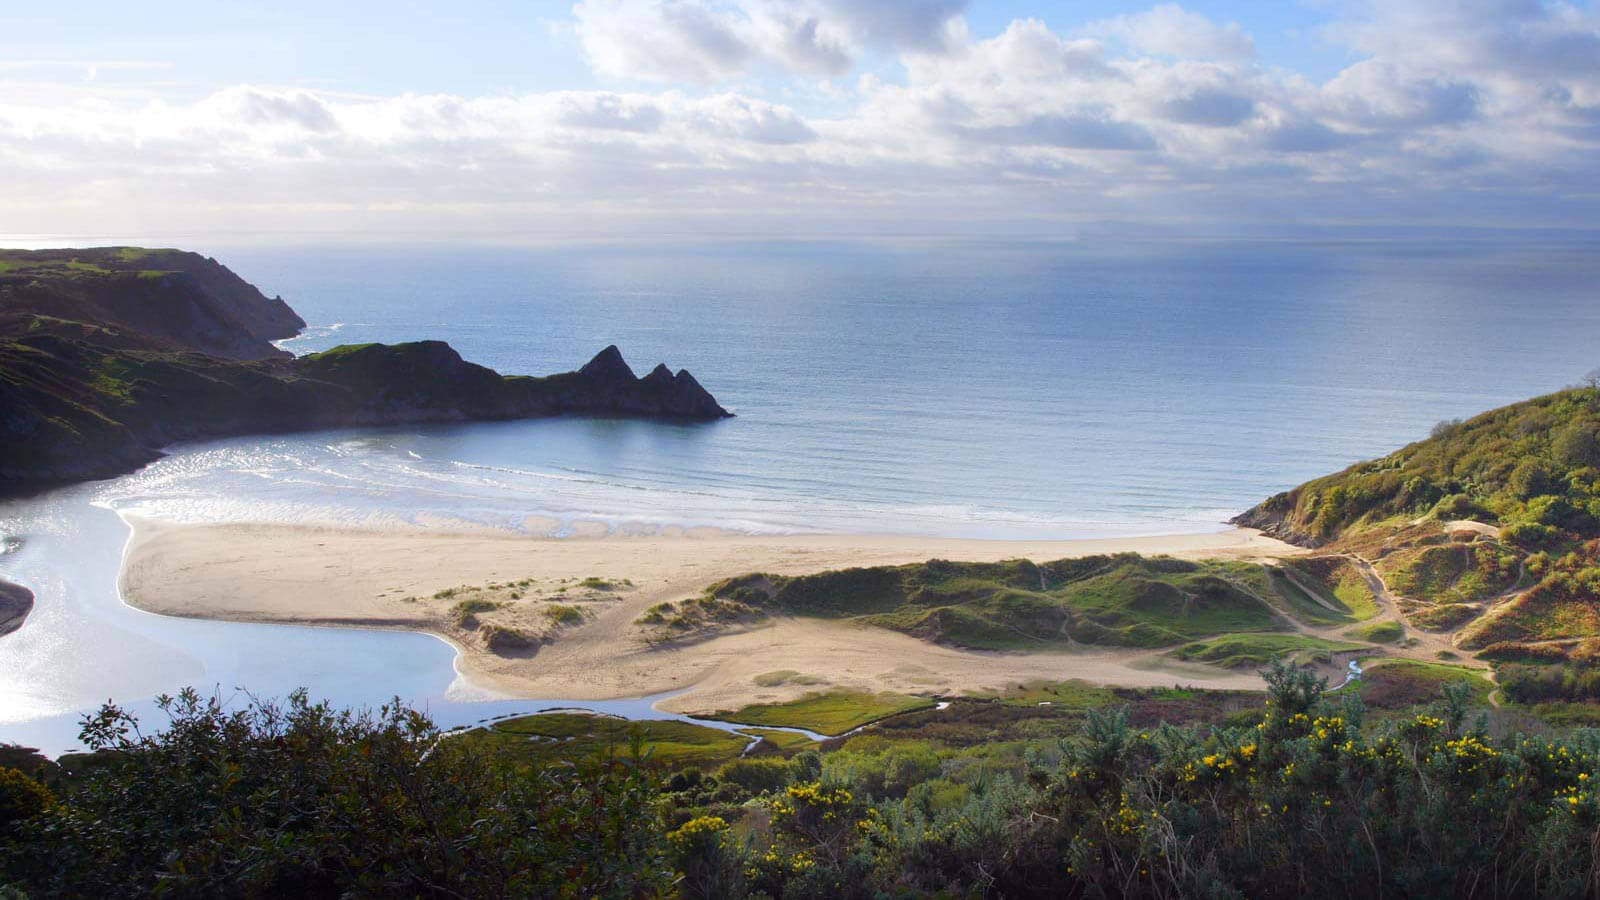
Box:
0, 579, 34, 635
0, 247, 732, 491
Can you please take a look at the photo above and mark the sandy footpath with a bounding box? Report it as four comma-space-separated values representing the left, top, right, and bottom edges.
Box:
119, 520, 1298, 715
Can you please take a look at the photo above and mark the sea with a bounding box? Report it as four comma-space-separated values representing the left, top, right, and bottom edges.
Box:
3, 235, 1598, 753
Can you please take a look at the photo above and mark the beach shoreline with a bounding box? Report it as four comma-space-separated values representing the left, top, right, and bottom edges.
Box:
119, 519, 1300, 716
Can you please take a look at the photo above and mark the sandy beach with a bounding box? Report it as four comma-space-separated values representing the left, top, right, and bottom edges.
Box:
120, 520, 1300, 716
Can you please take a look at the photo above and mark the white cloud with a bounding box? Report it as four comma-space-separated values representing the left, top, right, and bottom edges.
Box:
573, 0, 753, 83
1088, 4, 1255, 60
571, 0, 969, 83
1, 1, 1597, 235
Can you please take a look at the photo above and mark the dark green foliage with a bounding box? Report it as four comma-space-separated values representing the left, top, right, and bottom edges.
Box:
1499, 663, 1600, 705
661, 663, 1600, 900
0, 689, 670, 898
0, 767, 52, 831
1240, 385, 1600, 542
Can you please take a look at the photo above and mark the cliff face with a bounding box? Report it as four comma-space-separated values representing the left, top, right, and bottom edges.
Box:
0, 247, 731, 490
0, 248, 304, 360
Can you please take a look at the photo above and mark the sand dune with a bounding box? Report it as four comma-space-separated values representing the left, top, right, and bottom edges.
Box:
119, 520, 1296, 715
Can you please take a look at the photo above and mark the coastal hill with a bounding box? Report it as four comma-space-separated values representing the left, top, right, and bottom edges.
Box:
1232, 384, 1600, 667
0, 248, 304, 360
0, 247, 730, 488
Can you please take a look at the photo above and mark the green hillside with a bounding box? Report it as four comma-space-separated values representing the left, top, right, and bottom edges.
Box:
1236, 383, 1600, 659
687, 554, 1330, 651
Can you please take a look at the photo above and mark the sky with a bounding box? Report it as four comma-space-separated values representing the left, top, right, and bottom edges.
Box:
1, 0, 1597, 241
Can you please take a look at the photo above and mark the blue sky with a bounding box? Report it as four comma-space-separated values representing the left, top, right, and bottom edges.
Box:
1, 1, 1353, 95
0, 1, 1596, 239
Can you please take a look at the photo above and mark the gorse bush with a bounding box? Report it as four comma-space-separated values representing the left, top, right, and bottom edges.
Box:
9, 668, 1600, 898
667, 661, 1600, 900
0, 688, 669, 899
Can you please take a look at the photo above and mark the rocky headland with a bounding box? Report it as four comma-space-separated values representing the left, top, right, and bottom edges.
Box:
0, 578, 34, 635
0, 247, 731, 489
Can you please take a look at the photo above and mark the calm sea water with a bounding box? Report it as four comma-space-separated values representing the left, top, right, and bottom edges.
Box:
2, 236, 1598, 752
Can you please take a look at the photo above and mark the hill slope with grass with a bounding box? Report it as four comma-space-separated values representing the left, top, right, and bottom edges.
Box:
1235, 383, 1600, 660
0, 247, 303, 360
661, 553, 1388, 662
0, 247, 731, 488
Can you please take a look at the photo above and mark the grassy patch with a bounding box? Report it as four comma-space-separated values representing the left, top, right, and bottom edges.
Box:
1345, 620, 1404, 643
1173, 633, 1365, 669
739, 728, 821, 753
966, 679, 1118, 709
752, 670, 828, 688
450, 598, 500, 623
479, 624, 535, 653
1280, 556, 1380, 622
1405, 601, 1483, 632
1351, 658, 1492, 707
542, 604, 584, 626
710, 690, 935, 736
578, 576, 631, 590
466, 713, 751, 769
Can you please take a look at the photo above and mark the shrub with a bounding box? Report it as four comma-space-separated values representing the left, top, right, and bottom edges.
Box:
0, 767, 52, 830
0, 689, 671, 898
716, 757, 791, 796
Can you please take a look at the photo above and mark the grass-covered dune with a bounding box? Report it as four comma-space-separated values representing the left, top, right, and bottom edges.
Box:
679, 553, 1377, 652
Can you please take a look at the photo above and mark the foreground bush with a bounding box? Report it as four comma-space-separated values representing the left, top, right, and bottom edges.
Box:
9, 664, 1600, 898
0, 689, 670, 899
666, 662, 1600, 900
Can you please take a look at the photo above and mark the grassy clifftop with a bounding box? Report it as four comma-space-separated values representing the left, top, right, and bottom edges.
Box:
0, 247, 304, 360
1234, 385, 1600, 547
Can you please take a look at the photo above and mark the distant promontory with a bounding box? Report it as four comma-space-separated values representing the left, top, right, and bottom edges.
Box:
0, 247, 731, 489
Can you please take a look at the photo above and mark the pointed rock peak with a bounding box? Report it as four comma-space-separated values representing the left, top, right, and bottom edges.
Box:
579, 344, 635, 381
644, 363, 675, 383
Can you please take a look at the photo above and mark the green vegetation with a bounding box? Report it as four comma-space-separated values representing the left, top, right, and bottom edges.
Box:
1346, 619, 1405, 643
740, 728, 821, 753
478, 623, 535, 653
1174, 633, 1365, 668
0, 690, 670, 898
1350, 658, 1494, 706
466, 713, 751, 770
705, 555, 1309, 651
14, 664, 1597, 898
635, 591, 768, 638
708, 690, 935, 735
542, 603, 585, 625
1281, 555, 1380, 620
579, 576, 631, 590
1381, 539, 1522, 603
752, 669, 828, 687
1235, 383, 1600, 662
448, 596, 498, 623
1240, 385, 1600, 542
966, 678, 1118, 709
1498, 662, 1600, 705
